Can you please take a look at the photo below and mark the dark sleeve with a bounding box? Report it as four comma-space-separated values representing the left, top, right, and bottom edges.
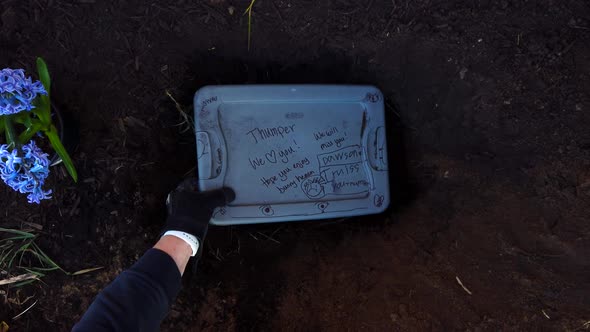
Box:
72, 248, 182, 332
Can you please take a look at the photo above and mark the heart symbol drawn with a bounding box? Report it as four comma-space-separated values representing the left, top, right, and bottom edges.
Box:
265, 150, 277, 163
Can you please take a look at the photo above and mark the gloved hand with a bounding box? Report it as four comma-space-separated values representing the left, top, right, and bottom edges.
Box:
162, 178, 235, 256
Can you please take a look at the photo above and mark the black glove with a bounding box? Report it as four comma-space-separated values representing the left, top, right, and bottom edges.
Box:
163, 178, 235, 247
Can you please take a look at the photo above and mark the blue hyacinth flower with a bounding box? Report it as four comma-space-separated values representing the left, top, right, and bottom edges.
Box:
0, 141, 52, 204
0, 68, 47, 116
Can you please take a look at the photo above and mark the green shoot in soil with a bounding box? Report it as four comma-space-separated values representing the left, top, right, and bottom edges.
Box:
244, 0, 257, 51
0, 228, 102, 287
0, 228, 61, 287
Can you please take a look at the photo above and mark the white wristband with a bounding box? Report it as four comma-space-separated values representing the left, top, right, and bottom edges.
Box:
162, 231, 200, 257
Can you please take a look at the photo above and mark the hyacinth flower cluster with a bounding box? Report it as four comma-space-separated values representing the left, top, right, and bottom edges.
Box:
0, 141, 52, 203
0, 68, 47, 115
0, 58, 77, 204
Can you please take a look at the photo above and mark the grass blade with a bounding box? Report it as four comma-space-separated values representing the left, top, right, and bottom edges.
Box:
28, 266, 60, 272
0, 228, 98, 287
8, 242, 32, 268
31, 243, 64, 271
1, 235, 34, 242
0, 228, 36, 238
243, 0, 257, 50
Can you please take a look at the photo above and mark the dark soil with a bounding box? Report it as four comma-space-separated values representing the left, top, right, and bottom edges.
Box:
1, 0, 590, 330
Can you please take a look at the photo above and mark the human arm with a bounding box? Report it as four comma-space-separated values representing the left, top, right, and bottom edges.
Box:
72, 182, 234, 332
71, 241, 187, 332
154, 235, 193, 274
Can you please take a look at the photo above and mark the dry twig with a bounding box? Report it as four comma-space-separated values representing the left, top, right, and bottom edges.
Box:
455, 276, 472, 295
0, 273, 38, 286
13, 300, 38, 320
165, 89, 193, 133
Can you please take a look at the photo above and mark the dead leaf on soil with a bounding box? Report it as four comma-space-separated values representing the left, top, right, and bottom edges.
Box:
71, 266, 104, 276
0, 273, 39, 286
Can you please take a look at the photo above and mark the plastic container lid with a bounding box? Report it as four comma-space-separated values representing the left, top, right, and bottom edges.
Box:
194, 85, 390, 225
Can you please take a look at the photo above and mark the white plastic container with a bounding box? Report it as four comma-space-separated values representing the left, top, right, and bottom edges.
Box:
194, 85, 389, 225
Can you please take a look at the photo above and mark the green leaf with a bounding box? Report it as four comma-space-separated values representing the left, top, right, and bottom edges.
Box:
11, 112, 25, 124
36, 57, 51, 96
46, 125, 77, 182
23, 115, 32, 128
0, 117, 5, 136
32, 94, 51, 125
35, 58, 52, 125
18, 122, 43, 144
3, 117, 15, 146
